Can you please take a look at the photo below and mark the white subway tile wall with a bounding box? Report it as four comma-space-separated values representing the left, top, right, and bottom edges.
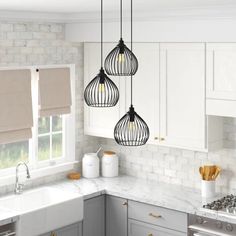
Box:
98, 117, 236, 194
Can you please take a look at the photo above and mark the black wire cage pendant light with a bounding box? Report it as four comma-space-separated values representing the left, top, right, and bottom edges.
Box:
104, 0, 138, 76
84, 0, 119, 107
114, 0, 149, 146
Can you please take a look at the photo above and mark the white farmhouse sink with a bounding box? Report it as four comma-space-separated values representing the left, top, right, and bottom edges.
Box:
0, 187, 83, 236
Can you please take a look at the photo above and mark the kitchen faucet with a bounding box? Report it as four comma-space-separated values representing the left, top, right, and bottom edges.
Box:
15, 162, 31, 194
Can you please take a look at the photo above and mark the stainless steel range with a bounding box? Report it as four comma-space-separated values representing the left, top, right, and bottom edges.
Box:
203, 194, 236, 213
188, 195, 236, 236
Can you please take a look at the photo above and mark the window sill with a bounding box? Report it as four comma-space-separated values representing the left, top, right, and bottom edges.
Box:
0, 161, 79, 187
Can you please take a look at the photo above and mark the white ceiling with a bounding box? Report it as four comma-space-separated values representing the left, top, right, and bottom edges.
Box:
0, 0, 236, 13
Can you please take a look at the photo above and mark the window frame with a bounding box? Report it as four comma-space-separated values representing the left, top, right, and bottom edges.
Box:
0, 64, 76, 182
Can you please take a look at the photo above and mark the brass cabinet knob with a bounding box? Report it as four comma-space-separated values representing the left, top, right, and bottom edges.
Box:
160, 137, 165, 141
149, 212, 162, 218
154, 137, 158, 140
148, 234, 153, 236
51, 232, 57, 236
122, 202, 128, 206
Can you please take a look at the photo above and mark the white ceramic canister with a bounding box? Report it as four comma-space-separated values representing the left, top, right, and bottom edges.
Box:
102, 151, 119, 177
201, 180, 216, 198
82, 153, 99, 178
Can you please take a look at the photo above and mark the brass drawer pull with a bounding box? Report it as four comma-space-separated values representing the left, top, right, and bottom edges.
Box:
148, 234, 153, 236
154, 137, 158, 140
160, 137, 165, 141
122, 202, 128, 206
149, 212, 162, 218
51, 232, 57, 236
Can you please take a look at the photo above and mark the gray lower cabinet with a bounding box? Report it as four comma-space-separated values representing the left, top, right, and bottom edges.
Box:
129, 219, 186, 236
83, 195, 105, 236
83, 195, 187, 236
106, 195, 128, 236
41, 222, 82, 236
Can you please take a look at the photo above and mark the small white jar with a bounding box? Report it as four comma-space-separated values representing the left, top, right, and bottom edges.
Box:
102, 151, 119, 177
82, 153, 99, 178
201, 180, 216, 198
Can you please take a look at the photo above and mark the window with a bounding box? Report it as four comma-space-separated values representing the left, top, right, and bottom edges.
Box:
0, 115, 64, 170
0, 141, 29, 170
0, 65, 75, 176
38, 116, 63, 162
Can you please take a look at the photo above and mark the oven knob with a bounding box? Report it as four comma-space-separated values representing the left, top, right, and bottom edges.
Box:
215, 221, 223, 229
226, 223, 233, 232
196, 216, 203, 224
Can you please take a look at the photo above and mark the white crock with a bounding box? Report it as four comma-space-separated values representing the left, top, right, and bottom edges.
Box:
201, 180, 216, 198
101, 151, 119, 178
82, 153, 99, 178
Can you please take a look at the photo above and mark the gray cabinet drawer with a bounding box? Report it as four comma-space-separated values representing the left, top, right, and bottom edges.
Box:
128, 200, 187, 233
129, 219, 187, 236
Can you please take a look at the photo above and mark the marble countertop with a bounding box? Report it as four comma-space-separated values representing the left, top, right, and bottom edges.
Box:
51, 175, 236, 224
1, 175, 236, 224
72, 175, 202, 213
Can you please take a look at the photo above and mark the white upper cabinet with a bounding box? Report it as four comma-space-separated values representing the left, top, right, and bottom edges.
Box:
159, 43, 206, 150
84, 43, 124, 138
207, 43, 236, 100
206, 43, 236, 117
126, 43, 160, 145
84, 42, 222, 151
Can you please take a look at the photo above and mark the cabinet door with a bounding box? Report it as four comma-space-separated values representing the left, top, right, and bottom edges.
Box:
84, 43, 125, 138
160, 43, 206, 150
41, 223, 82, 236
83, 195, 105, 236
55, 223, 82, 236
129, 219, 186, 236
126, 43, 160, 144
106, 195, 128, 236
207, 43, 236, 100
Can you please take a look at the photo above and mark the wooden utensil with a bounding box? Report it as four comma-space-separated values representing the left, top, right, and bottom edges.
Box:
199, 167, 204, 180
212, 166, 221, 180
204, 166, 211, 181
209, 165, 216, 181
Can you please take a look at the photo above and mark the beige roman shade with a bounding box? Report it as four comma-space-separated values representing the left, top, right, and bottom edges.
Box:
0, 69, 33, 144
38, 68, 72, 117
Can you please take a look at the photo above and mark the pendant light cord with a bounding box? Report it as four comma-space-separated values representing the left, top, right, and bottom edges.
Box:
101, 0, 103, 68
120, 0, 123, 39
130, 0, 133, 105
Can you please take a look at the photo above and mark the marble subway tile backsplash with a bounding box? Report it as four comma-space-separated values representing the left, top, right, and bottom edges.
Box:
98, 117, 236, 194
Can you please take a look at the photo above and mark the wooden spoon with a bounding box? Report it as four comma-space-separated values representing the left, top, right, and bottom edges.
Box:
209, 165, 216, 181
204, 166, 213, 181
213, 166, 221, 180
199, 167, 204, 180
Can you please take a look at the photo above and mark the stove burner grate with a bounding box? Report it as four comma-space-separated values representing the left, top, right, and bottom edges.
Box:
203, 194, 236, 213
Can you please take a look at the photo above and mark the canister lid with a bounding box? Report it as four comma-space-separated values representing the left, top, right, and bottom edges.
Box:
104, 151, 116, 156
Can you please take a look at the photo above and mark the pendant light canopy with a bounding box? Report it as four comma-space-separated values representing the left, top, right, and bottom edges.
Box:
84, 0, 119, 107
104, 0, 138, 76
114, 0, 149, 146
